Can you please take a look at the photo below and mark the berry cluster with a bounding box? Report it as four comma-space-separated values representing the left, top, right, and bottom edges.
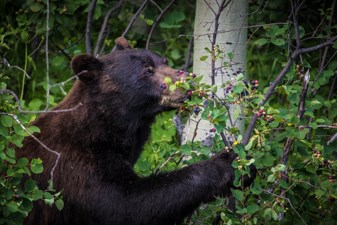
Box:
328, 176, 335, 183
250, 80, 259, 90
209, 127, 216, 133
312, 148, 321, 159
256, 109, 274, 122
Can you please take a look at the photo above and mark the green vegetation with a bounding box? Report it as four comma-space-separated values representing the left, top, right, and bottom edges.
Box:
1, 0, 337, 224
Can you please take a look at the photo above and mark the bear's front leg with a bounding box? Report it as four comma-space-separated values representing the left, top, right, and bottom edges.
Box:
65, 150, 248, 225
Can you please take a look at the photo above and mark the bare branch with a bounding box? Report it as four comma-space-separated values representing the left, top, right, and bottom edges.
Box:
145, 0, 177, 50
86, 0, 97, 55
297, 70, 310, 119
45, 0, 51, 110
0, 89, 83, 114
183, 37, 194, 71
327, 132, 337, 145
94, 0, 123, 56
121, 0, 150, 38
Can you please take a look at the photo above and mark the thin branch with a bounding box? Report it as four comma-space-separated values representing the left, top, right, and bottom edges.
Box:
183, 37, 194, 71
297, 70, 310, 119
1, 113, 61, 183
327, 132, 337, 145
150, 0, 163, 12
45, 0, 50, 110
0, 89, 83, 114
145, 0, 177, 50
94, 0, 123, 56
86, 0, 97, 55
259, 188, 308, 225
121, 0, 150, 38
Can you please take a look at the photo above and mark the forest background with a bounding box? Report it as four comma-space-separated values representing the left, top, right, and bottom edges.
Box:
0, 0, 337, 224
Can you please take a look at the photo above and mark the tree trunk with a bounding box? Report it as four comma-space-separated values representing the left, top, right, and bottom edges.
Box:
182, 0, 248, 145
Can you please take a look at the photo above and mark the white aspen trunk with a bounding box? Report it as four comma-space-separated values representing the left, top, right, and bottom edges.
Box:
183, 0, 248, 145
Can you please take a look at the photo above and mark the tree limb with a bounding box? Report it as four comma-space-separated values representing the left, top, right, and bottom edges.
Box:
94, 0, 123, 56
146, 0, 177, 50
86, 0, 97, 55
121, 0, 150, 38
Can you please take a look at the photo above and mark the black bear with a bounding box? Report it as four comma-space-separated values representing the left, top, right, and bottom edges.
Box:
19, 38, 255, 225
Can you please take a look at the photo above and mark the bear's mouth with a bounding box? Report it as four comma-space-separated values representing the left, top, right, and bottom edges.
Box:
160, 93, 189, 109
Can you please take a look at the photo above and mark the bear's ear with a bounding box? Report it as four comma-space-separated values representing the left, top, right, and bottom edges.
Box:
71, 54, 102, 82
114, 37, 131, 50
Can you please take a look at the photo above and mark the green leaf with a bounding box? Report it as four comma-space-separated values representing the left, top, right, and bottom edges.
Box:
255, 38, 268, 46
29, 98, 42, 110
25, 179, 37, 192
246, 204, 260, 215
271, 38, 285, 46
199, 55, 208, 61
1, 115, 13, 127
267, 107, 280, 114
31, 158, 44, 174
305, 163, 318, 174
169, 84, 176, 92
5, 201, 19, 213
55, 199, 64, 211
30, 2, 42, 12
231, 189, 243, 201
17, 157, 29, 167
164, 77, 172, 84
30, 190, 43, 200
267, 174, 276, 183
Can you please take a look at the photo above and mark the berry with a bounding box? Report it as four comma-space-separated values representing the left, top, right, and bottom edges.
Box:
209, 128, 216, 132
178, 70, 185, 76
193, 106, 201, 115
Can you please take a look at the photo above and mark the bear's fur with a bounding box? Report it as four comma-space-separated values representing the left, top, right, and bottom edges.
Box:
18, 38, 255, 225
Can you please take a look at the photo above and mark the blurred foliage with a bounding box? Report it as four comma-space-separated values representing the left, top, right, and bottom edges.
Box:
1, 0, 337, 224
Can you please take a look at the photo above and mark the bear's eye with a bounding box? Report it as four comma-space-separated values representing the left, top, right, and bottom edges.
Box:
146, 66, 155, 74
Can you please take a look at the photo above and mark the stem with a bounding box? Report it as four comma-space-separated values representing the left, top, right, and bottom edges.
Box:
20, 44, 28, 101
94, 0, 123, 56
86, 0, 97, 55
146, 0, 176, 50
45, 0, 50, 110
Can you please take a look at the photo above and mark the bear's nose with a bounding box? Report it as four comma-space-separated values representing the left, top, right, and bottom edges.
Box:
177, 70, 187, 78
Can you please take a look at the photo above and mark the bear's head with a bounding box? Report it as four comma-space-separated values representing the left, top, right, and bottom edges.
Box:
70, 38, 187, 118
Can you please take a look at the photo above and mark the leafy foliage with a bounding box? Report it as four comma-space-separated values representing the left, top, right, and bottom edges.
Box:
1, 0, 337, 225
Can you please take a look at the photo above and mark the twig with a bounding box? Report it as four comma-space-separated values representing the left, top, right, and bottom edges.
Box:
154, 151, 180, 175
297, 70, 310, 119
0, 89, 83, 114
259, 188, 308, 225
183, 37, 194, 71
145, 0, 176, 50
204, 0, 232, 85
327, 132, 337, 146
121, 0, 150, 38
45, 0, 50, 110
94, 0, 123, 56
1, 113, 61, 184
86, 0, 97, 55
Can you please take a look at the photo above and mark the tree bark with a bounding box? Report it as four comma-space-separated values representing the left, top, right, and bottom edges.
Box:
183, 0, 248, 145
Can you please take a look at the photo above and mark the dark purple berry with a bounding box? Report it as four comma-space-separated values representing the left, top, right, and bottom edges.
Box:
193, 106, 201, 115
